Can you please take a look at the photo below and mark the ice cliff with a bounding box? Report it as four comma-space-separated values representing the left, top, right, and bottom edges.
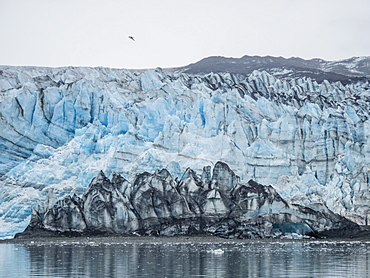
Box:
1, 65, 370, 238
17, 162, 360, 239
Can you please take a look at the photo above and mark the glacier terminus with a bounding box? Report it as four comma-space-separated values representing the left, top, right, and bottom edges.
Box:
0, 60, 370, 238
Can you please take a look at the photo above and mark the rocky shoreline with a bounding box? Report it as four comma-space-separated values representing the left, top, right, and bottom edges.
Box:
2, 235, 248, 245
3, 228, 370, 246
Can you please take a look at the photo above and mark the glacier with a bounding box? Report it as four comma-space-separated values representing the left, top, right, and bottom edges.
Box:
0, 65, 370, 238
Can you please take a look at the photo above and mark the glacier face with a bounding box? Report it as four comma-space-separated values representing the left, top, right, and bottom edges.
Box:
0, 65, 370, 238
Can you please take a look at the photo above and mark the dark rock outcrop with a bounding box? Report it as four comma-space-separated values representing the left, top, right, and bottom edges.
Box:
17, 162, 362, 239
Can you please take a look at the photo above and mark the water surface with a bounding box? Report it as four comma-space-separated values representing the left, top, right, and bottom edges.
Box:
1, 237, 369, 277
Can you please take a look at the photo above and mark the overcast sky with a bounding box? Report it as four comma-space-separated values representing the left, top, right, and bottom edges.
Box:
1, 0, 369, 69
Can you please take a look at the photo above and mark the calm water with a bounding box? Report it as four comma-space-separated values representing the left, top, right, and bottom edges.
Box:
1, 239, 370, 277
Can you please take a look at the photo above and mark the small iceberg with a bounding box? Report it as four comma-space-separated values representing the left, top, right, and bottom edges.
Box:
210, 249, 224, 255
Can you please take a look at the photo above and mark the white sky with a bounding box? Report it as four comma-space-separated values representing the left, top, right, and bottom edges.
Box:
1, 0, 369, 69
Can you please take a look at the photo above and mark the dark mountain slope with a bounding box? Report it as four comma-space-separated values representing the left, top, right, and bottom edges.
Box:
176, 55, 370, 84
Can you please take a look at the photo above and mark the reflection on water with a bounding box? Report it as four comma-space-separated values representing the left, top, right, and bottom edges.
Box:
1, 240, 370, 277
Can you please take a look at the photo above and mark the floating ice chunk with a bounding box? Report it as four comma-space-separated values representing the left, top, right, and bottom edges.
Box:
209, 249, 224, 254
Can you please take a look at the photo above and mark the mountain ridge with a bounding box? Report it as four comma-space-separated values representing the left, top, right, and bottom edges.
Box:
175, 55, 370, 84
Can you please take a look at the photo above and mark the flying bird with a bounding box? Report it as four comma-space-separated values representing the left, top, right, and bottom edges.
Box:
128, 36, 135, 41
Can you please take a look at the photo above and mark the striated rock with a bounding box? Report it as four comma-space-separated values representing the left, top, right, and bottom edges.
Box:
16, 162, 362, 239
